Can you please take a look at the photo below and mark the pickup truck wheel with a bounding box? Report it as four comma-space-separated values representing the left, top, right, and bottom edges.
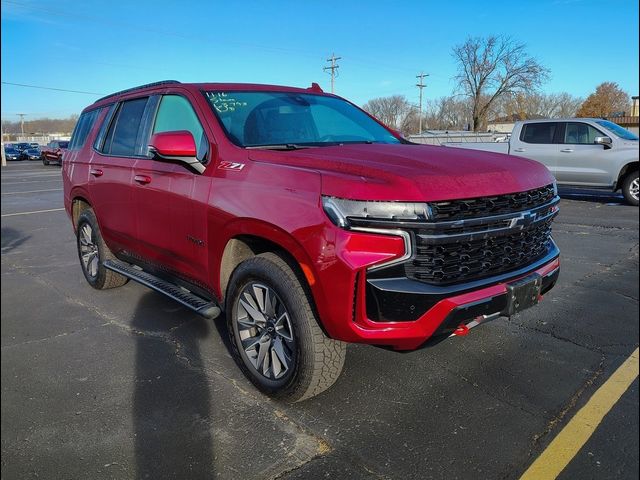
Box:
76, 209, 128, 289
621, 170, 639, 206
42, 157, 49, 165
227, 252, 346, 402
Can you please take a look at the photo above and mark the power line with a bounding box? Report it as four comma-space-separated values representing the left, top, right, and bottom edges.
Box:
416, 72, 429, 134
1, 82, 105, 95
323, 53, 341, 94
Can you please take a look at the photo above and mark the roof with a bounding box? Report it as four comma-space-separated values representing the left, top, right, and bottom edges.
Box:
89, 80, 327, 109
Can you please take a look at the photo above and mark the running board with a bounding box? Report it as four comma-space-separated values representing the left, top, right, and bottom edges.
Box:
103, 260, 221, 319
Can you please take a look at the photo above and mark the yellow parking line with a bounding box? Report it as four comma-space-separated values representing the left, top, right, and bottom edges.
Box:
1, 208, 65, 217
520, 348, 639, 480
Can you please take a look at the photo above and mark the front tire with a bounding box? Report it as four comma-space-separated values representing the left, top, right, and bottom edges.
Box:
76, 209, 128, 289
621, 170, 639, 206
226, 252, 346, 402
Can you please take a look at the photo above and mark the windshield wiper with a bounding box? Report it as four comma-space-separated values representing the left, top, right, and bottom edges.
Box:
245, 144, 314, 150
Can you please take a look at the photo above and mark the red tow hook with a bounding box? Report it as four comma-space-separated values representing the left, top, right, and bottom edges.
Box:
453, 324, 470, 336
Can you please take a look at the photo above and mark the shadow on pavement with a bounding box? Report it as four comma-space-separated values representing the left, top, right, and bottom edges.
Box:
1, 227, 31, 253
132, 293, 215, 479
558, 188, 626, 205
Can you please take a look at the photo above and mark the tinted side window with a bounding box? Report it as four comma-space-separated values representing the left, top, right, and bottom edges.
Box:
103, 98, 148, 156
563, 122, 602, 144
520, 123, 558, 144
69, 109, 100, 150
153, 95, 208, 163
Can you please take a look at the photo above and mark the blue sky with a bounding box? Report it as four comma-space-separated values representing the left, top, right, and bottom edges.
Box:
1, 0, 638, 120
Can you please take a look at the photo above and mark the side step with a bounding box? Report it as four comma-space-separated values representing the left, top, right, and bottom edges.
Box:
104, 260, 221, 319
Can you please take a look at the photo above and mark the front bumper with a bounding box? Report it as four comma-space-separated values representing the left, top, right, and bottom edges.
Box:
311, 223, 560, 350
350, 245, 559, 350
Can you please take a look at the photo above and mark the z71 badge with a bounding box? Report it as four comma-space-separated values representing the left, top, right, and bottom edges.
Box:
218, 161, 245, 171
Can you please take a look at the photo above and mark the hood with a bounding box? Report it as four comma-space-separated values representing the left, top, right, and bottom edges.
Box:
248, 143, 555, 202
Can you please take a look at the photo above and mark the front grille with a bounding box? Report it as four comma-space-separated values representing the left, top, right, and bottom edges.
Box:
406, 218, 553, 284
430, 184, 556, 221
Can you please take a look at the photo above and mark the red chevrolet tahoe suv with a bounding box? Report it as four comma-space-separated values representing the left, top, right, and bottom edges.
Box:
63, 80, 560, 402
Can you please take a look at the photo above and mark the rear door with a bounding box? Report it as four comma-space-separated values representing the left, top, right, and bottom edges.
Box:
554, 121, 613, 187
512, 122, 561, 176
90, 97, 149, 252
132, 92, 213, 286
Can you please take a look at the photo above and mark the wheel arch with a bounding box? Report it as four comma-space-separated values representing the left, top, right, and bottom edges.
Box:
615, 161, 639, 189
215, 220, 323, 312
71, 195, 93, 230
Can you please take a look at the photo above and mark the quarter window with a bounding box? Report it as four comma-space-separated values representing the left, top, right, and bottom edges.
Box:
563, 122, 602, 144
520, 123, 559, 144
153, 95, 208, 163
69, 108, 100, 150
103, 97, 148, 156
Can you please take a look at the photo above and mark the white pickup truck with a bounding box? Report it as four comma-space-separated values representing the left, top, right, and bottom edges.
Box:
445, 118, 639, 205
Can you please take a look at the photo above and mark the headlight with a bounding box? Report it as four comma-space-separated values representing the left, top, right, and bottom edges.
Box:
552, 181, 558, 196
322, 195, 431, 228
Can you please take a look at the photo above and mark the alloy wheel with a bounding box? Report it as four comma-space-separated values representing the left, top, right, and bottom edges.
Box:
79, 223, 99, 279
234, 282, 295, 381
630, 177, 639, 201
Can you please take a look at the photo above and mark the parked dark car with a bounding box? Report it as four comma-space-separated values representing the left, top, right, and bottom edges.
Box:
41, 140, 69, 165
20, 147, 42, 161
4, 147, 22, 161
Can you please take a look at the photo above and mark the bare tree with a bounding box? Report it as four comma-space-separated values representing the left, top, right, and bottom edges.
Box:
424, 96, 473, 130
362, 95, 414, 132
2, 115, 79, 135
576, 82, 631, 118
452, 35, 549, 131
496, 92, 583, 119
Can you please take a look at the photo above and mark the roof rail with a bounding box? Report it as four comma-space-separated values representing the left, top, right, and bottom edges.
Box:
95, 80, 181, 103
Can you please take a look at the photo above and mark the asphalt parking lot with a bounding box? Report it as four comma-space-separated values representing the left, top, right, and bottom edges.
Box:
1, 161, 638, 480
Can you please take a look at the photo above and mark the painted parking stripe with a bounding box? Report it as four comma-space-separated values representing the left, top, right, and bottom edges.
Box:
1, 179, 62, 185
1, 208, 65, 217
520, 348, 639, 480
2, 188, 63, 195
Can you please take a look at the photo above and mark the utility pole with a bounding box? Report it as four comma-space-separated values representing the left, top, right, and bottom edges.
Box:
416, 72, 428, 135
323, 53, 341, 94
17, 113, 27, 137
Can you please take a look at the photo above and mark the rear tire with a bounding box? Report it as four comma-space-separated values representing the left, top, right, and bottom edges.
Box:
226, 252, 346, 402
76, 209, 128, 289
621, 170, 639, 206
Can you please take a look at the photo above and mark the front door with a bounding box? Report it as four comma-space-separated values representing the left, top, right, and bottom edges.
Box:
554, 121, 613, 187
132, 93, 212, 286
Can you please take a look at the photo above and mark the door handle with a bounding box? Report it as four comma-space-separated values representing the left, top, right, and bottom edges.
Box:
90, 168, 103, 177
560, 148, 574, 153
134, 174, 152, 185
513, 148, 525, 152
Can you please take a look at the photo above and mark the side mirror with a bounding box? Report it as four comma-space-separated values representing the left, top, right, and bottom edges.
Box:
148, 131, 205, 174
594, 136, 612, 149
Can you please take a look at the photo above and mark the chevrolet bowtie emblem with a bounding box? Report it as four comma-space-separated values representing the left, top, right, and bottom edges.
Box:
509, 212, 537, 229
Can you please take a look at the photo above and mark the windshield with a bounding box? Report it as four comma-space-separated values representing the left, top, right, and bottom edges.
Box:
58, 141, 69, 148
595, 120, 638, 141
204, 91, 400, 148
